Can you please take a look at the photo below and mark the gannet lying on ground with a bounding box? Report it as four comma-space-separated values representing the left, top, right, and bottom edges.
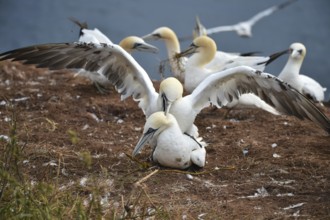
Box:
133, 112, 206, 169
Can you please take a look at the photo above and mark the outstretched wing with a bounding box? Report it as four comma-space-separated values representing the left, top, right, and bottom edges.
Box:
247, 0, 297, 26
0, 42, 158, 116
186, 66, 330, 133
205, 0, 296, 37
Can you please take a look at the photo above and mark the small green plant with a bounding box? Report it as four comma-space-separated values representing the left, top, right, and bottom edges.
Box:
80, 151, 92, 169
67, 129, 79, 144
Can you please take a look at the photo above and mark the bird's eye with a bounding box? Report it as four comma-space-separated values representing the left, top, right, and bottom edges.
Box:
190, 43, 197, 48
133, 43, 142, 48
145, 127, 157, 135
153, 33, 161, 38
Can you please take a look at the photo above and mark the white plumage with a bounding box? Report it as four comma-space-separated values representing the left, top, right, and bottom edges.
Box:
278, 42, 327, 104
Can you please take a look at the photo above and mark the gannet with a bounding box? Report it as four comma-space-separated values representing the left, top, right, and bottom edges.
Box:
133, 112, 206, 169
142, 27, 186, 82
178, 35, 285, 115
193, 0, 297, 39
76, 35, 159, 93
0, 42, 162, 117
71, 18, 157, 54
142, 27, 287, 85
278, 42, 327, 104
70, 18, 159, 93
1, 44, 330, 137
192, 16, 207, 39
178, 36, 288, 93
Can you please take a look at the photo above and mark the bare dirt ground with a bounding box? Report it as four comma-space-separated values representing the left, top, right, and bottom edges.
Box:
0, 61, 329, 219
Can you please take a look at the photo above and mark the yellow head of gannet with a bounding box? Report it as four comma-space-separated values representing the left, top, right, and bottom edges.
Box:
179, 36, 217, 67
132, 111, 206, 169
159, 77, 183, 114
142, 27, 187, 82
142, 27, 180, 54
119, 36, 159, 54
132, 112, 172, 156
142, 27, 177, 41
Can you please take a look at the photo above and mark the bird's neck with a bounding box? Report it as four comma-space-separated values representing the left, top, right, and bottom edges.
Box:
158, 122, 182, 142
163, 35, 181, 57
279, 58, 303, 80
163, 36, 185, 78
188, 51, 214, 68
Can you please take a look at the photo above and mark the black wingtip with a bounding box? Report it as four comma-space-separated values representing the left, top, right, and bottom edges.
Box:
258, 49, 290, 66
240, 51, 261, 57
277, 0, 298, 10
68, 17, 88, 37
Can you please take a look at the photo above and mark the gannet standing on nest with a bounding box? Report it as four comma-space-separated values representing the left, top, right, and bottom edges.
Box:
278, 42, 327, 105
133, 112, 206, 169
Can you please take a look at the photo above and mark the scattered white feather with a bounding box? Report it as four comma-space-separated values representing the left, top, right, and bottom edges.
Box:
242, 148, 249, 156
42, 160, 58, 167
283, 202, 304, 210
87, 112, 101, 122
273, 153, 281, 158
186, 174, 194, 180
271, 179, 295, 186
116, 119, 124, 124
80, 177, 88, 187
92, 153, 107, 158
11, 97, 30, 102
82, 124, 89, 130
240, 186, 269, 199
198, 213, 207, 220
0, 135, 10, 142
61, 168, 69, 176
276, 193, 294, 197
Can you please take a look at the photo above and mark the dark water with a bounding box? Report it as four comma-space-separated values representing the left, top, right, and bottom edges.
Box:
1, 0, 329, 100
